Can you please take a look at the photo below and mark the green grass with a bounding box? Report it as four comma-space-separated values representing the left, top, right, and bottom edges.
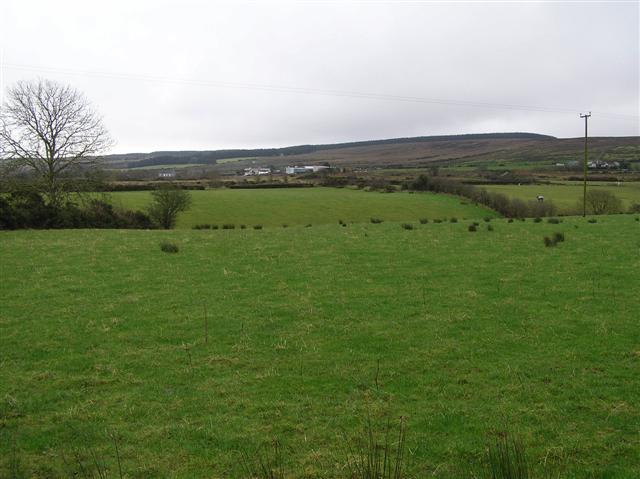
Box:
1, 216, 638, 477
108, 187, 496, 228
484, 182, 640, 213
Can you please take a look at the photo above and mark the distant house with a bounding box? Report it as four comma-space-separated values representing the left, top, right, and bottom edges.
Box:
158, 169, 176, 179
285, 165, 331, 175
243, 167, 271, 176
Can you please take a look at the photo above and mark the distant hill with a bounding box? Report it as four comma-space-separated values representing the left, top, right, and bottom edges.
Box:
102, 132, 638, 171
103, 133, 555, 169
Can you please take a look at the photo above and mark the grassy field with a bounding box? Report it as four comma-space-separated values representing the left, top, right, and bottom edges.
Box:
483, 182, 640, 213
108, 187, 496, 228
1, 216, 638, 477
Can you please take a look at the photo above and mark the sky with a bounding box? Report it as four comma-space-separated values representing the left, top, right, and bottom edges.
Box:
1, 0, 639, 154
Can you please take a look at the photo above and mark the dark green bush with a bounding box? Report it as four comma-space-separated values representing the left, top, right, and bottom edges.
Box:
543, 236, 554, 247
468, 224, 477, 232
547, 218, 561, 224
534, 217, 542, 223
487, 224, 494, 231
450, 217, 458, 223
222, 224, 235, 229
553, 232, 565, 243
370, 217, 383, 224
419, 218, 429, 224
253, 225, 263, 230
401, 223, 414, 230
588, 218, 597, 224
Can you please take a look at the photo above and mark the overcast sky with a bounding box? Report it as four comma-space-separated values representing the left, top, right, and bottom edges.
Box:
1, 0, 638, 153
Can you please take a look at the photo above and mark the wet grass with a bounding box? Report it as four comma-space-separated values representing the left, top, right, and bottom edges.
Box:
1, 215, 638, 477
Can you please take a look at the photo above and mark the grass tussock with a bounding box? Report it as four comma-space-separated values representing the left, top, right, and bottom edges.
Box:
344, 416, 407, 479
159, 241, 179, 253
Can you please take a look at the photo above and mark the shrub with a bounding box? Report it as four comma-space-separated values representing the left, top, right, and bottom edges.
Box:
483, 217, 492, 222
147, 185, 192, 229
587, 218, 597, 224
547, 218, 561, 224
370, 217, 383, 224
193, 224, 211, 230
629, 202, 640, 213
468, 224, 477, 232
222, 224, 235, 229
160, 241, 179, 253
282, 224, 288, 228
211, 224, 219, 229
433, 219, 442, 224
305, 224, 312, 228
533, 217, 542, 223
240, 224, 246, 229
553, 232, 565, 243
401, 223, 414, 230
487, 224, 494, 231
253, 225, 263, 230
507, 218, 514, 223
543, 236, 554, 247
419, 218, 429, 224
580, 190, 623, 215
450, 217, 458, 223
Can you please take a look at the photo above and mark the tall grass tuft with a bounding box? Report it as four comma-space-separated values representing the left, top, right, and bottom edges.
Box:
343, 416, 407, 479
240, 439, 286, 479
160, 241, 179, 253
480, 434, 530, 479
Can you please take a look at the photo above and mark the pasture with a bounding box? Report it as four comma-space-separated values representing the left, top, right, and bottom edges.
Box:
108, 187, 496, 228
1, 215, 638, 477
483, 182, 640, 213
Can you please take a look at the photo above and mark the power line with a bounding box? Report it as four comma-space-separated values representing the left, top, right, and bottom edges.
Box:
4, 62, 639, 121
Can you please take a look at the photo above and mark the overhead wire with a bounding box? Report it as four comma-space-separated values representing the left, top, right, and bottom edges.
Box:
3, 61, 639, 122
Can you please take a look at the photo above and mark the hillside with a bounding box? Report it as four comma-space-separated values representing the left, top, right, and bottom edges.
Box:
103, 133, 639, 172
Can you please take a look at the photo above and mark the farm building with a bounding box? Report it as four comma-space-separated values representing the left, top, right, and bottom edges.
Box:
158, 169, 176, 179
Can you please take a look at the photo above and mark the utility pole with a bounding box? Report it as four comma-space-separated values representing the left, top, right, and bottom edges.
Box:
580, 112, 591, 217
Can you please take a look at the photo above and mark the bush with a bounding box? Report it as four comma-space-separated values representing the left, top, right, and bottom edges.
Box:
588, 218, 597, 224
507, 218, 514, 223
193, 224, 211, 230
487, 224, 494, 231
468, 224, 477, 232
401, 223, 414, 230
543, 236, 554, 247
628, 202, 640, 213
483, 217, 492, 222
370, 217, 383, 224
553, 232, 565, 243
240, 224, 246, 229
305, 224, 312, 228
580, 190, 623, 215
450, 217, 458, 223
419, 218, 429, 224
433, 219, 442, 224
547, 218, 561, 224
534, 217, 542, 223
222, 224, 235, 229
282, 224, 288, 228
147, 185, 192, 229
253, 225, 263, 230
160, 241, 179, 253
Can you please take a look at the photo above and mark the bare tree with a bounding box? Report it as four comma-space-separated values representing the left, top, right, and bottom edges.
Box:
0, 79, 113, 207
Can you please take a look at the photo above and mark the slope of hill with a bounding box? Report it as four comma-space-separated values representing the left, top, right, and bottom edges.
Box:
103, 133, 638, 172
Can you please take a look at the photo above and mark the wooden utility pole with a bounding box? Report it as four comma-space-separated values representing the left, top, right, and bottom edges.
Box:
580, 112, 591, 217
